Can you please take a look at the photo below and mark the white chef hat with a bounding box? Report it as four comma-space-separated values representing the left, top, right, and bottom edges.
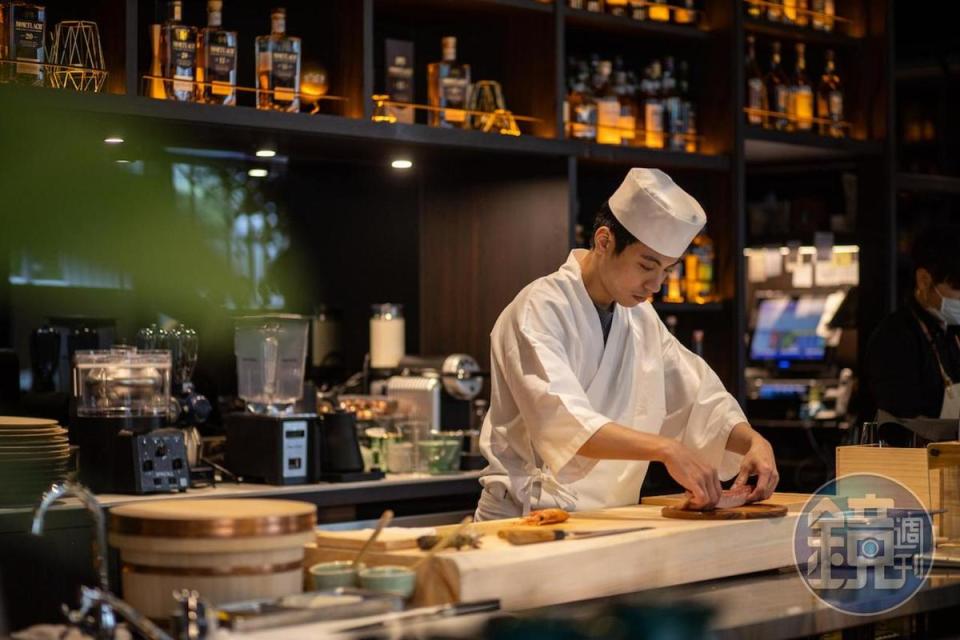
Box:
607, 168, 706, 259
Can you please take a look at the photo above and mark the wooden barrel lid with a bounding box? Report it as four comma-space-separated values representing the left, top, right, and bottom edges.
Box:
110, 499, 316, 538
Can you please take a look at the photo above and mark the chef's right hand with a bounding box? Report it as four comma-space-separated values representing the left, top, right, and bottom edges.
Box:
661, 441, 722, 509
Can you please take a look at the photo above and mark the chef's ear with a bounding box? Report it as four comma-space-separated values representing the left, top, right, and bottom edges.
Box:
595, 226, 613, 254
916, 267, 933, 292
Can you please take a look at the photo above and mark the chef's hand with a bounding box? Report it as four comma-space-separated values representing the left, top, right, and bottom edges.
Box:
661, 441, 722, 509
732, 435, 779, 502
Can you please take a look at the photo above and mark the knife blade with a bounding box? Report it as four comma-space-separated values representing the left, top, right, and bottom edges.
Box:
499, 526, 654, 545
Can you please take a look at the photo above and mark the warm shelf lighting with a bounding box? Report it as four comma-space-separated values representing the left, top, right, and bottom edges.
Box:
248, 168, 269, 178
255, 149, 277, 158
391, 159, 413, 170
104, 136, 124, 144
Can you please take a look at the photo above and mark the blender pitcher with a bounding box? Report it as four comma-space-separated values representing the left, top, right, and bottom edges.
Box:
234, 315, 309, 415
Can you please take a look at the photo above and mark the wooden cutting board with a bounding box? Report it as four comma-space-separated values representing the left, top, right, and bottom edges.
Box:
660, 503, 788, 520
306, 499, 812, 611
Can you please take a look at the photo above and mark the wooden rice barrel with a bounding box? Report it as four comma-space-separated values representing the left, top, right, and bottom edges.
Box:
109, 498, 316, 618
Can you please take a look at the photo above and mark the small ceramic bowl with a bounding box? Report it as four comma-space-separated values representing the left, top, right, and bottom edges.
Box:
357, 565, 417, 598
309, 560, 359, 590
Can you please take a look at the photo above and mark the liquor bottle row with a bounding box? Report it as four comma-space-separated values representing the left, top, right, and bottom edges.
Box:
149, 0, 307, 112
745, 35, 844, 137
745, 0, 838, 32
565, 55, 697, 152
1, 2, 46, 86
568, 0, 700, 26
659, 231, 716, 304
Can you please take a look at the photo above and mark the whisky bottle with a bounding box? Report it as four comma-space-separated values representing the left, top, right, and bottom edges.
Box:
613, 69, 636, 146
692, 329, 705, 357
766, 0, 783, 22
663, 57, 684, 151
648, 0, 670, 22
663, 263, 684, 303
256, 8, 301, 112
606, 0, 627, 17
594, 59, 620, 145
197, 0, 237, 105
765, 41, 789, 130
746, 0, 762, 18
160, 0, 197, 102
783, 0, 797, 23
811, 0, 833, 31
585, 0, 604, 12
790, 42, 813, 131
685, 232, 714, 303
628, 0, 646, 20
795, 0, 810, 27
745, 34, 767, 126
428, 36, 471, 128
824, 0, 835, 31
674, 0, 697, 25
567, 62, 597, 140
1, 1, 45, 85
644, 60, 665, 148
684, 104, 698, 153
817, 49, 843, 137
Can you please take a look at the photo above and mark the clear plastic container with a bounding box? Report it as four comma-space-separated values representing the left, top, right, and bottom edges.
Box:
73, 347, 172, 417
234, 314, 309, 415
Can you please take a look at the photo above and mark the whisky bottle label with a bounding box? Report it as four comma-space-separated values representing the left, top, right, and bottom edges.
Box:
441, 76, 468, 123
794, 86, 813, 128
747, 78, 764, 123
272, 50, 299, 102
571, 104, 596, 139
597, 98, 621, 144
774, 86, 788, 115
829, 91, 843, 120
645, 102, 664, 147
618, 113, 636, 143
13, 7, 44, 76
207, 34, 236, 95
172, 30, 196, 93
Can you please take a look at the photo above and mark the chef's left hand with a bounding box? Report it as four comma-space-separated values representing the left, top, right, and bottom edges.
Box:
732, 435, 779, 502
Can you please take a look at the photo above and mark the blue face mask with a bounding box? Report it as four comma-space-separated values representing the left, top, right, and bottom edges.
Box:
941, 295, 960, 325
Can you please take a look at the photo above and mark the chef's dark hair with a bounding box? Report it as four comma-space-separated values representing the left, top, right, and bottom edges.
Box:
592, 201, 639, 255
912, 224, 960, 286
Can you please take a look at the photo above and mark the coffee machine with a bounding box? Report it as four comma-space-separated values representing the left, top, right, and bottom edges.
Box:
70, 347, 189, 494
386, 354, 488, 470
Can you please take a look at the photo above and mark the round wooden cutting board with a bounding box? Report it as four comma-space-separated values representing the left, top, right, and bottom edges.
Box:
661, 503, 788, 520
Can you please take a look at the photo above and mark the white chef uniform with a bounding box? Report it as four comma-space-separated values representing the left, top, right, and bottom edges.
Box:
475, 168, 747, 520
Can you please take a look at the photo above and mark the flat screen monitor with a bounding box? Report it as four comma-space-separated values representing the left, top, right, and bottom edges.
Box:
750, 296, 828, 363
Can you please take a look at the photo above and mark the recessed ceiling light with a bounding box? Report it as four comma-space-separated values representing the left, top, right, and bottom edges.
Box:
391, 159, 413, 170
255, 149, 277, 158
115, 159, 131, 164
104, 136, 124, 144
248, 168, 269, 178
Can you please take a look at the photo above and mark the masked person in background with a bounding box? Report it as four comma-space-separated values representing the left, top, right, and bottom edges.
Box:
866, 225, 960, 445
474, 168, 778, 520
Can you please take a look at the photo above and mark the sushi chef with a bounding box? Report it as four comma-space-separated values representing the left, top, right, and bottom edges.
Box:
475, 168, 778, 520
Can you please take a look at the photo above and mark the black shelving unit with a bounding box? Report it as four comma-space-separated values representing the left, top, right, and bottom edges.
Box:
0, 0, 894, 403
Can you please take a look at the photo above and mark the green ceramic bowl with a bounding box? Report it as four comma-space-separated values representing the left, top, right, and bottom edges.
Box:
357, 565, 417, 598
309, 560, 359, 590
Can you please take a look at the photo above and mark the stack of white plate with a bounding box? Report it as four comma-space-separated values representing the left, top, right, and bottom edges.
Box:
0, 416, 71, 507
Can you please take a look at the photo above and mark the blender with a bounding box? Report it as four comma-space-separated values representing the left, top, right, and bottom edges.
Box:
225, 314, 312, 485
70, 347, 189, 494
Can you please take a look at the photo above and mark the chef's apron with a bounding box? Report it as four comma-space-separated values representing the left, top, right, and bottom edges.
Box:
914, 313, 960, 419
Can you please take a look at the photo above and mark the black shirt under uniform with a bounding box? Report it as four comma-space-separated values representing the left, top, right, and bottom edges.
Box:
865, 297, 960, 420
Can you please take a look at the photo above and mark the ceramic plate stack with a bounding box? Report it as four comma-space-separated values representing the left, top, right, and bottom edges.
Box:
0, 416, 71, 507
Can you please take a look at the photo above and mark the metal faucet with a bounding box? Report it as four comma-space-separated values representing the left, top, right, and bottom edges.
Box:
31, 481, 115, 638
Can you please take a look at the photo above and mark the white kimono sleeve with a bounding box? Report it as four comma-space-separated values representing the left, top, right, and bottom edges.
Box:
500, 324, 612, 483
659, 323, 746, 481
